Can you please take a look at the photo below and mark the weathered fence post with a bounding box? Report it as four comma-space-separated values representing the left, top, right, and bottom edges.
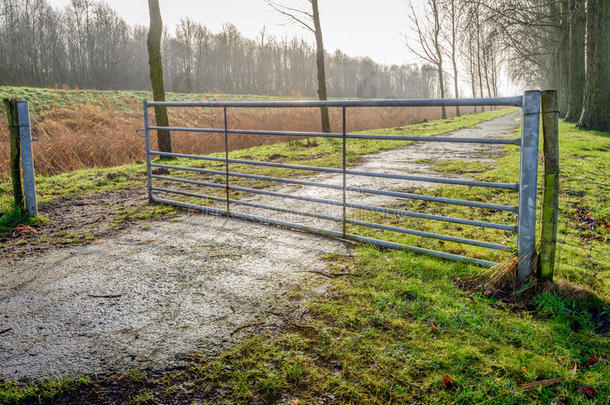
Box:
2, 99, 37, 217
17, 101, 38, 217
539, 90, 559, 281
3, 99, 25, 213
517, 90, 541, 283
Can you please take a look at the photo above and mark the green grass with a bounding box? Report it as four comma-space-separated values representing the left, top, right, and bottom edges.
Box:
432, 160, 496, 174
0, 86, 292, 117
348, 120, 609, 294
0, 379, 73, 404
176, 250, 607, 404
1, 110, 607, 404
0, 207, 49, 237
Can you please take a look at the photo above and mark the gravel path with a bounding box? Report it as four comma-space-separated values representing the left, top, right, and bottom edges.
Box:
0, 112, 521, 381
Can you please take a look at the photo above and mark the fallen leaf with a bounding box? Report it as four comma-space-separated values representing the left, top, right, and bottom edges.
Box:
483, 289, 492, 296
585, 355, 598, 367
441, 375, 456, 390
12, 225, 36, 238
577, 384, 596, 399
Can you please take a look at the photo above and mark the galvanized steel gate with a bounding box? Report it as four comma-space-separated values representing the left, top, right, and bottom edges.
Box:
144, 91, 541, 278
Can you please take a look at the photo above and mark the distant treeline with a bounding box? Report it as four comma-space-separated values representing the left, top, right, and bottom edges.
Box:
0, 0, 440, 98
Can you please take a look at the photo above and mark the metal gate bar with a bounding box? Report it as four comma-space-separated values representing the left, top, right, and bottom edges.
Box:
150, 161, 518, 190
148, 125, 521, 145
150, 164, 514, 230
144, 94, 540, 274
152, 180, 513, 231
154, 150, 518, 211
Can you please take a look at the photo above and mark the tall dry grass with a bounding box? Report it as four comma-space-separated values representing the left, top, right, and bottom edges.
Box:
0, 101, 473, 177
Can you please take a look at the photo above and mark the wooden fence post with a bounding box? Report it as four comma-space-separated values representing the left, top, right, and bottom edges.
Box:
3, 99, 25, 213
540, 90, 560, 281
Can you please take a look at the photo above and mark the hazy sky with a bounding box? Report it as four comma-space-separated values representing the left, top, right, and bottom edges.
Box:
47, 0, 517, 94
48, 0, 413, 66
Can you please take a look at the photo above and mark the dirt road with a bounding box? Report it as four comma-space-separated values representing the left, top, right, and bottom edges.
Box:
0, 112, 521, 380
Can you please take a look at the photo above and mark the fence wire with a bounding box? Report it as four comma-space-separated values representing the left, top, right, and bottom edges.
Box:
554, 163, 609, 287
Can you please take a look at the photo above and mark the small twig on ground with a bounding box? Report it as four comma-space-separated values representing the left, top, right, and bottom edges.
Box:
519, 377, 567, 391
88, 294, 123, 299
230, 323, 264, 336
370, 355, 422, 389
302, 270, 360, 279
285, 319, 319, 332
477, 375, 571, 404
0, 328, 12, 335
266, 311, 320, 333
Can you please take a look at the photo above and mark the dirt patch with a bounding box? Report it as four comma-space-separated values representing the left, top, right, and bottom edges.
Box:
0, 189, 175, 263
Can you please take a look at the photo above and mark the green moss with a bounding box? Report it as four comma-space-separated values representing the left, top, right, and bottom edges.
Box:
0, 378, 74, 404
432, 160, 495, 174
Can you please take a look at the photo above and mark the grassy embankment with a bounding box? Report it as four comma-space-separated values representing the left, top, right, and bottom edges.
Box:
1, 109, 608, 404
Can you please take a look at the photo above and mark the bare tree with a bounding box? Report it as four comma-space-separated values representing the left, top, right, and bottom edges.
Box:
265, 0, 331, 132
442, 0, 461, 115
467, 0, 607, 130
147, 0, 172, 153
405, 0, 447, 118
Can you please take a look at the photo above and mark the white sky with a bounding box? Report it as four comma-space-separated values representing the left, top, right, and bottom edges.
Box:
48, 0, 417, 66
47, 0, 517, 94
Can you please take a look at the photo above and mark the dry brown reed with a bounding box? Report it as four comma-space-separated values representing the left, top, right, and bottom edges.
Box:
0, 101, 473, 177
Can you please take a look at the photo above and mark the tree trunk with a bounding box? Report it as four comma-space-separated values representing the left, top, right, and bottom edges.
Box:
431, 0, 446, 119
437, 66, 447, 118
452, 58, 460, 116
469, 39, 478, 113
482, 46, 492, 98
475, 9, 485, 112
450, 0, 460, 116
565, 0, 586, 122
578, 0, 610, 131
147, 0, 172, 152
311, 0, 331, 133
558, 0, 571, 116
